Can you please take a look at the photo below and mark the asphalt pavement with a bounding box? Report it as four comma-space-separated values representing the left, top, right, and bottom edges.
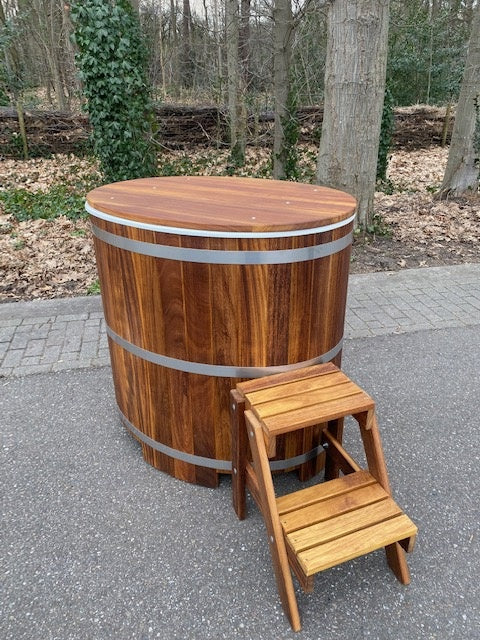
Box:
1, 264, 479, 639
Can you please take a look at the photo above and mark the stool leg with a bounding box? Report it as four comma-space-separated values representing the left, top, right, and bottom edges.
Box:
385, 543, 411, 585
246, 411, 301, 632
323, 418, 344, 480
357, 410, 391, 492
298, 425, 325, 482
358, 409, 412, 584
230, 390, 247, 520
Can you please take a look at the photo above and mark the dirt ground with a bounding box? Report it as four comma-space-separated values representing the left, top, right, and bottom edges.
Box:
0, 146, 479, 302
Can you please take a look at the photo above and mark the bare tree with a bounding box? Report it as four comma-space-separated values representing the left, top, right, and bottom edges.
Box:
181, 0, 193, 87
239, 0, 251, 86
28, 0, 71, 110
0, 0, 29, 157
272, 0, 293, 179
436, 3, 480, 199
316, 0, 390, 228
226, 0, 247, 165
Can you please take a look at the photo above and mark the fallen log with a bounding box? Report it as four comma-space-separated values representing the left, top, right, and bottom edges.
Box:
0, 104, 452, 158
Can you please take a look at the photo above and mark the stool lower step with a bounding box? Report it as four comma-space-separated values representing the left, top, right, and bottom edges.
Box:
281, 471, 417, 577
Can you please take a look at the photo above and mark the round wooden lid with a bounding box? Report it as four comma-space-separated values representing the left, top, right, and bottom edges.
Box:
86, 176, 357, 233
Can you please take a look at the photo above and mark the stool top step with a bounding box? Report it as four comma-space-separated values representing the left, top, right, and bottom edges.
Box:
236, 364, 374, 437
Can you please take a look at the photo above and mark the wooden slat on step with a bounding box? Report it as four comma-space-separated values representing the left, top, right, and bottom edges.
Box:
297, 515, 418, 576
262, 393, 374, 436
280, 483, 389, 534
237, 363, 337, 396
252, 381, 365, 420
287, 497, 403, 553
276, 470, 375, 515
244, 371, 353, 406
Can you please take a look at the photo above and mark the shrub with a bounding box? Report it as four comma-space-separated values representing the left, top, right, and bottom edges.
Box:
71, 0, 157, 182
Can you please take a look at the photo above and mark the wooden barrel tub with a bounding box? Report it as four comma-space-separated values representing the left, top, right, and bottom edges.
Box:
86, 177, 357, 487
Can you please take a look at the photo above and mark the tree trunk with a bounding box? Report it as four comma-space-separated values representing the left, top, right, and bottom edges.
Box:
226, 0, 247, 166
436, 4, 480, 199
129, 0, 140, 14
62, 1, 81, 102
212, 0, 224, 104
169, 0, 179, 87
239, 0, 251, 87
316, 0, 390, 228
273, 0, 293, 180
181, 0, 193, 88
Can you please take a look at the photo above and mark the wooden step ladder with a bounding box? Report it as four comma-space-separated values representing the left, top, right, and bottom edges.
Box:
230, 363, 417, 632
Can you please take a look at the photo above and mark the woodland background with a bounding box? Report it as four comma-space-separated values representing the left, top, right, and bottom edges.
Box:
0, 0, 479, 301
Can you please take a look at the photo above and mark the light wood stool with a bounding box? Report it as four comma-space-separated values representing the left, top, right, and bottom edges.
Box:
230, 363, 417, 632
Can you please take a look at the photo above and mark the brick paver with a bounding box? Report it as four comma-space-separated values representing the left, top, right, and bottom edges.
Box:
1, 264, 479, 378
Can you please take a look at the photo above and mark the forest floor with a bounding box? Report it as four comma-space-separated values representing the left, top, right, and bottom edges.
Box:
0, 145, 479, 302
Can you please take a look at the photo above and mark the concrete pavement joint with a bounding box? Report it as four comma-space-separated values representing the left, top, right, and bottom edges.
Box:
0, 263, 479, 378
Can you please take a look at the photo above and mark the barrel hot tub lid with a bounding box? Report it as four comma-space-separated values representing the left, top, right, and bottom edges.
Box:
86, 176, 357, 238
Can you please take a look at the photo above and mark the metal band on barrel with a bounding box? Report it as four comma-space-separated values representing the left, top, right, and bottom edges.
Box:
91, 223, 352, 265
106, 325, 343, 378
86, 202, 356, 239
120, 410, 325, 472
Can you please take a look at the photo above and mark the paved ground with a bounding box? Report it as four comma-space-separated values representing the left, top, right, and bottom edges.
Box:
1, 264, 480, 640
1, 264, 479, 378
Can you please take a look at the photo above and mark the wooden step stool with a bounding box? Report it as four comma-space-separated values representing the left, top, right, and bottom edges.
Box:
230, 363, 417, 632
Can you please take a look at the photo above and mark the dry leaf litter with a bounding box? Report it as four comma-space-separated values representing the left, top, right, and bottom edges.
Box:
0, 147, 479, 302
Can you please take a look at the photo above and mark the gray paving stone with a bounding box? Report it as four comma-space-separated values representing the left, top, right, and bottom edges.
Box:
79, 341, 100, 358
2, 349, 25, 367
58, 313, 89, 322
13, 324, 38, 335
0, 319, 19, 328
62, 335, 82, 352
24, 340, 46, 357
9, 334, 30, 350
0, 326, 15, 342
90, 356, 111, 367
82, 326, 102, 342
46, 330, 67, 346
51, 360, 93, 372
85, 318, 101, 327
12, 363, 54, 376
19, 356, 41, 366
0, 264, 479, 378
65, 320, 87, 335
41, 345, 62, 364
20, 315, 54, 325
462, 296, 480, 309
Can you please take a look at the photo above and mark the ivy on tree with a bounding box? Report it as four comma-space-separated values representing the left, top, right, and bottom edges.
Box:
71, 0, 157, 183
377, 85, 395, 184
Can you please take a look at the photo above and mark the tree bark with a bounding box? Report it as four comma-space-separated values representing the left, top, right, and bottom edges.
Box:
169, 0, 179, 87
129, 0, 140, 14
212, 0, 224, 103
239, 0, 251, 87
316, 0, 390, 228
226, 0, 247, 165
181, 0, 193, 88
273, 0, 293, 180
436, 4, 480, 199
